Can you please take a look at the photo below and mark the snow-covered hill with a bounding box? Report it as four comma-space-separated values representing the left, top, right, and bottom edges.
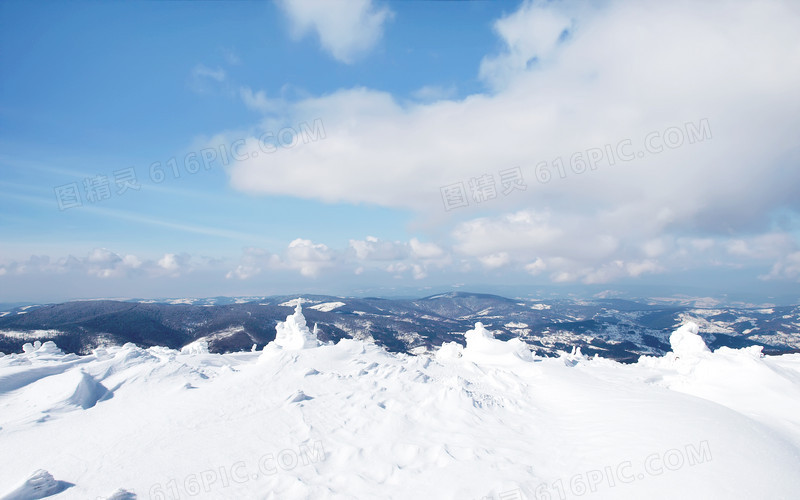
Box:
1, 303, 799, 499
2, 293, 799, 362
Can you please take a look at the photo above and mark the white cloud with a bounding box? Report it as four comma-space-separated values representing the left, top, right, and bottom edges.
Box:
157, 253, 191, 277
764, 251, 800, 282
726, 233, 796, 259
225, 247, 278, 280
277, 0, 393, 63
87, 248, 128, 279
349, 236, 408, 261
227, 0, 800, 221
479, 1, 573, 89
386, 262, 427, 280
409, 238, 445, 260
411, 85, 458, 102
192, 64, 226, 82
219, 0, 800, 285
285, 238, 335, 277
479, 252, 511, 270
0, 249, 196, 281
525, 258, 546, 276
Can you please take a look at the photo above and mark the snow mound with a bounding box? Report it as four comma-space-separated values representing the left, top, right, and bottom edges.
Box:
22, 341, 65, 358
435, 341, 464, 362
310, 301, 345, 312
437, 322, 532, 364
1, 469, 71, 499
670, 321, 711, 359
180, 339, 209, 355
288, 390, 314, 403
270, 301, 320, 350
3, 322, 800, 498
67, 371, 112, 410
99, 488, 136, 500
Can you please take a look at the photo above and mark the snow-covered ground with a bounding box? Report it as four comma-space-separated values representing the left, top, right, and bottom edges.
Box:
309, 302, 346, 313
1, 304, 799, 499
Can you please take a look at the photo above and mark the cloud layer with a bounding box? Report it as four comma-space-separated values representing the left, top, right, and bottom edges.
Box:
277, 0, 393, 63
217, 0, 800, 288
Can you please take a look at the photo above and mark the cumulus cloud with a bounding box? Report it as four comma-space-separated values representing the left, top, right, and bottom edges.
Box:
157, 253, 192, 277
226, 247, 278, 280
285, 238, 335, 277
227, 0, 800, 226
409, 238, 445, 260
224, 236, 449, 282
226, 239, 336, 279
479, 0, 573, 89
349, 236, 409, 261
86, 248, 142, 279
219, 0, 800, 285
277, 0, 393, 63
0, 249, 198, 282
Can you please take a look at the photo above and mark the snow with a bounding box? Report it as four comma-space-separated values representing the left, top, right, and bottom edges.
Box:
180, 339, 210, 355
455, 322, 533, 364
166, 298, 195, 305
309, 301, 346, 312
268, 302, 321, 350
279, 298, 315, 307
530, 303, 551, 310
1, 314, 800, 499
669, 322, 711, 360
0, 329, 65, 340
1, 469, 71, 500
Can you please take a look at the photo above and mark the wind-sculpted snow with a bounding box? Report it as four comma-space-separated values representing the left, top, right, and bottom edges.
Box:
437, 321, 533, 365
270, 303, 321, 350
1, 309, 800, 499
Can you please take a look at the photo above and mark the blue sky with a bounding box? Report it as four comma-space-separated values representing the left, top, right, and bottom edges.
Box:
1, 0, 799, 304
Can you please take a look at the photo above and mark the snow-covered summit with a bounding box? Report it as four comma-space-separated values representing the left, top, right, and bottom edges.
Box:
270, 300, 320, 350
669, 321, 711, 359
2, 320, 800, 498
437, 321, 533, 364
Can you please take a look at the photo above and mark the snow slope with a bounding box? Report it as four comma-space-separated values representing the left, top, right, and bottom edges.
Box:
1, 306, 799, 499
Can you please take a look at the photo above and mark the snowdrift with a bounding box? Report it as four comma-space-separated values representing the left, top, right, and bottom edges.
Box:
1, 307, 799, 499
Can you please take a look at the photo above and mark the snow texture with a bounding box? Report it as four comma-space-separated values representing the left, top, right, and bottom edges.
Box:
1, 317, 800, 499
270, 301, 321, 350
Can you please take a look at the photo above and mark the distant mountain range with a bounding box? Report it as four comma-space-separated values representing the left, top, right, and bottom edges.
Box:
1, 292, 798, 362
